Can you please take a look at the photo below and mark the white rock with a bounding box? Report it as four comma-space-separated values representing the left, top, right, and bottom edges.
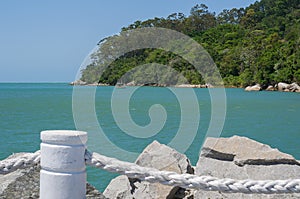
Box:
201, 136, 299, 166
195, 136, 300, 199
266, 85, 275, 91
277, 82, 290, 91
245, 84, 262, 91
69, 80, 87, 85
104, 141, 193, 199
290, 82, 300, 92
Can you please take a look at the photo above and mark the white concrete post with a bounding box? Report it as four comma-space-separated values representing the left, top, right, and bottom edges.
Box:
40, 130, 87, 199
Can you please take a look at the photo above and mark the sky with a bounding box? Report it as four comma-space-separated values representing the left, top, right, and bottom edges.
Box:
0, 0, 258, 82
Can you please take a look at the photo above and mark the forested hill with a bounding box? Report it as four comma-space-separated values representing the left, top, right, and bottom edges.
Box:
81, 0, 300, 87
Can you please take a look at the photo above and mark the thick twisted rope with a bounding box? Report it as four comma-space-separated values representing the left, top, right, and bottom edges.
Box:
1, 150, 300, 194
85, 150, 300, 194
0, 151, 40, 174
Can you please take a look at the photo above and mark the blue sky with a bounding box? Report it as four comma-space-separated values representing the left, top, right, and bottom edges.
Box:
0, 0, 257, 82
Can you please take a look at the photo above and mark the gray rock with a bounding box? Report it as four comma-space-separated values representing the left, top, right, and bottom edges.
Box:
290, 82, 300, 92
278, 82, 300, 92
103, 175, 133, 199
266, 85, 275, 91
0, 153, 106, 199
245, 84, 262, 91
104, 141, 193, 199
277, 82, 290, 91
69, 80, 87, 85
126, 81, 135, 86
201, 136, 299, 166
175, 84, 199, 88
194, 136, 300, 199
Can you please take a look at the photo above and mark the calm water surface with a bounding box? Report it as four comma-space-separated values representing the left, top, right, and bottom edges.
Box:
0, 83, 299, 191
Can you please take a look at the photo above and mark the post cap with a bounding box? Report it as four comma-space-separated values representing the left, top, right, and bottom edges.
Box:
41, 130, 87, 145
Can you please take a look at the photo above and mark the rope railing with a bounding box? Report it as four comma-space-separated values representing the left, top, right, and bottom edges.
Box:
1, 150, 300, 194
0, 150, 40, 174
1, 130, 300, 198
85, 150, 300, 194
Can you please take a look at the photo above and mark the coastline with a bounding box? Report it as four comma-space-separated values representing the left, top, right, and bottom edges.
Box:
69, 80, 300, 93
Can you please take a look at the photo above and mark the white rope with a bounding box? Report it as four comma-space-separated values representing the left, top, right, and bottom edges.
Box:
0, 151, 40, 174
85, 150, 300, 194
1, 150, 300, 194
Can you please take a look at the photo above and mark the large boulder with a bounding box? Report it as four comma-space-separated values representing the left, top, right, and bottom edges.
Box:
0, 153, 106, 199
245, 84, 262, 91
201, 136, 299, 166
290, 82, 300, 92
277, 82, 300, 92
104, 141, 194, 199
277, 82, 291, 91
126, 81, 135, 86
195, 136, 300, 198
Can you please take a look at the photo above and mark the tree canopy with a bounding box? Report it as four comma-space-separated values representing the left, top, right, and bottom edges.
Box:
81, 0, 300, 87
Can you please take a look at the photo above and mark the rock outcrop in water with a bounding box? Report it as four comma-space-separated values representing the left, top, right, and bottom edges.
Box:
266, 85, 275, 91
277, 82, 300, 92
245, 84, 262, 91
245, 82, 300, 92
69, 80, 87, 86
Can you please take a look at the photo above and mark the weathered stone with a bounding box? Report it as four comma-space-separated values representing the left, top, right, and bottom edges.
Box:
86, 184, 107, 199
69, 80, 87, 85
126, 81, 135, 86
195, 136, 300, 199
245, 84, 262, 91
104, 141, 193, 199
277, 82, 291, 91
176, 84, 198, 88
276, 82, 300, 92
201, 136, 299, 166
290, 82, 300, 92
175, 84, 211, 88
103, 175, 132, 199
0, 153, 106, 199
87, 82, 100, 86
266, 85, 275, 91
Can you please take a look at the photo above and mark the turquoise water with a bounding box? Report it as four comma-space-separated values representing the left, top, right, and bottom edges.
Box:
0, 83, 299, 191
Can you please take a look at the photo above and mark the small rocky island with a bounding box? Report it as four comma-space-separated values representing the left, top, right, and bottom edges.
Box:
1, 136, 300, 199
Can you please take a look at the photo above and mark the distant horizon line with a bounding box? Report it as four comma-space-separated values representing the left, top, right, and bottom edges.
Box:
0, 81, 70, 83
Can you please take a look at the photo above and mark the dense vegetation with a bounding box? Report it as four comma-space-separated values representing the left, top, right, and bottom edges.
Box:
81, 0, 300, 87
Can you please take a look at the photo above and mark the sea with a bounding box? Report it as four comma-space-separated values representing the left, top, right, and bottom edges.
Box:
0, 83, 299, 192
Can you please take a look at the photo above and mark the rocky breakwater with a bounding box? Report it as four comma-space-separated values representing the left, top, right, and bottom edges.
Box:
0, 153, 106, 199
104, 136, 300, 199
